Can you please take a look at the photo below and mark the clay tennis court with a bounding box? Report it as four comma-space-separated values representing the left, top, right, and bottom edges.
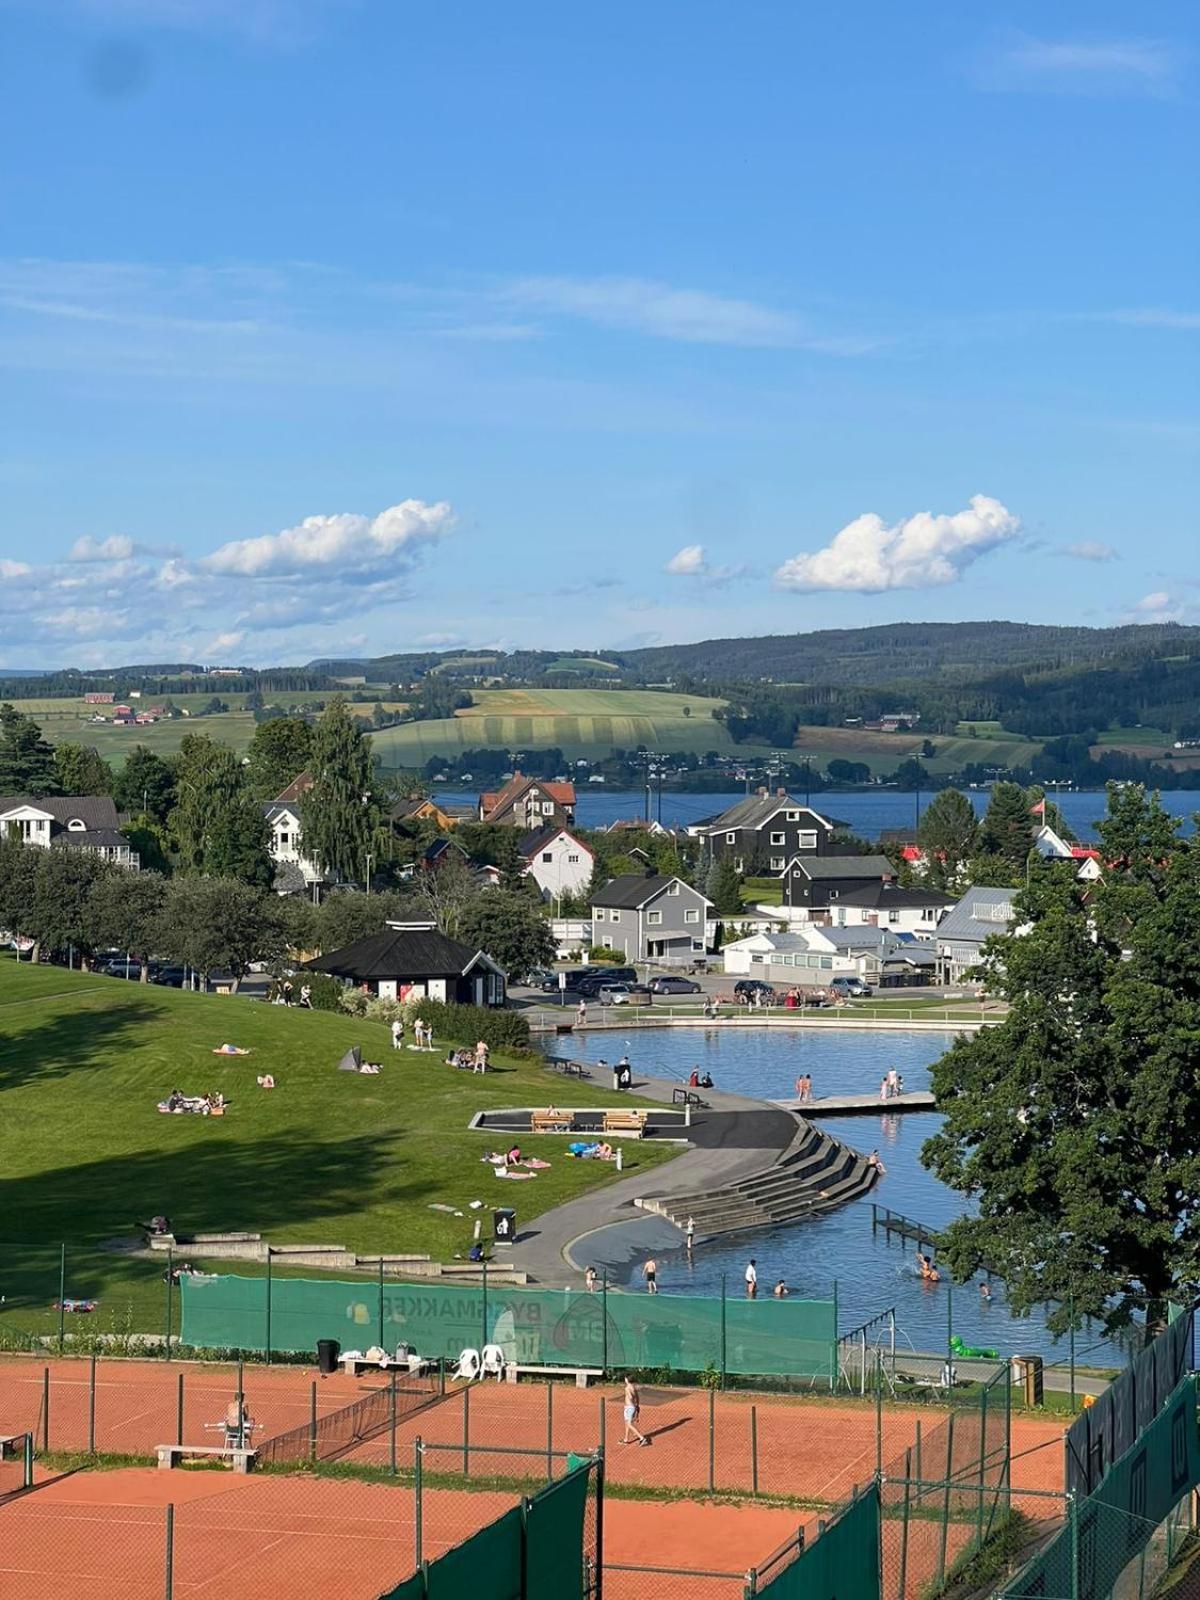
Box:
0, 1465, 798, 1600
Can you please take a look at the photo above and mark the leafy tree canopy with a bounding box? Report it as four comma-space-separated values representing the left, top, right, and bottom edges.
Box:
459, 888, 556, 978
53, 743, 113, 797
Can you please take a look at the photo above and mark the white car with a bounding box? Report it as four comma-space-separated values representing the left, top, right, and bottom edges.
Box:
598, 984, 632, 1005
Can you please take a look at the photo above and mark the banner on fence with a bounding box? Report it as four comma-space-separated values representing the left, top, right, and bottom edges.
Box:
757, 1485, 880, 1600
1065, 1307, 1193, 1498
179, 1274, 838, 1378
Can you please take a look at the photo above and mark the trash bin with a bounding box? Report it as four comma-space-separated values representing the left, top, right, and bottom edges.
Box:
317, 1338, 340, 1376
1014, 1354, 1044, 1406
494, 1207, 516, 1243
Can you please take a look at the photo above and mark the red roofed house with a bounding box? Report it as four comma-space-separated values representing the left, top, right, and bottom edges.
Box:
477, 772, 576, 829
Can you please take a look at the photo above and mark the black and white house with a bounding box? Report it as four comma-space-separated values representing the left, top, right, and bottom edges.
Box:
779, 853, 897, 914
690, 789, 836, 875
306, 920, 507, 1006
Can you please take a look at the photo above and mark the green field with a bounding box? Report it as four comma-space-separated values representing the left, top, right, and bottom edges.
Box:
371, 688, 752, 765
793, 724, 1044, 778
0, 959, 672, 1340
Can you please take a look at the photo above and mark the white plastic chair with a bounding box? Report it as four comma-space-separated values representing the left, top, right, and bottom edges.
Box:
481, 1343, 506, 1381
455, 1347, 482, 1382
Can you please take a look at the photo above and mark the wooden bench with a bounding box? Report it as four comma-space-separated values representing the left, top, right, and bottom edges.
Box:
504, 1363, 603, 1389
602, 1110, 646, 1136
156, 1443, 256, 1473
531, 1110, 573, 1133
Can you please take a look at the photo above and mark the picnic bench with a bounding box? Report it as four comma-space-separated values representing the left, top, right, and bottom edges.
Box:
156, 1443, 256, 1473
531, 1109, 573, 1133
602, 1110, 646, 1136
672, 1087, 707, 1108
504, 1363, 603, 1389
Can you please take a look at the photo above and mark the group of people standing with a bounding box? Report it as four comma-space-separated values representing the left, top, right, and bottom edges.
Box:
879, 1068, 904, 1101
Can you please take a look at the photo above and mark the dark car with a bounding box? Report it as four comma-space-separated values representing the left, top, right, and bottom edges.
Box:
576, 967, 637, 996
151, 966, 189, 988
647, 975, 702, 995
734, 979, 777, 1002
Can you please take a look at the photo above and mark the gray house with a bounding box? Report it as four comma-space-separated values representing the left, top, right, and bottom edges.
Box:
936, 887, 1017, 984
781, 854, 896, 913
691, 789, 836, 875
591, 874, 713, 963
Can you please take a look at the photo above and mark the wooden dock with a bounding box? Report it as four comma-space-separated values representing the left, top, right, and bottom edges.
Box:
774, 1091, 936, 1116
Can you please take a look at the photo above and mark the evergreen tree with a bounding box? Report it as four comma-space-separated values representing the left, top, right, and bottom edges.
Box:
0, 705, 59, 795
979, 782, 1036, 869
916, 788, 979, 887
300, 699, 381, 882
53, 743, 113, 796
113, 746, 176, 824
245, 716, 314, 801
705, 856, 744, 915
169, 735, 271, 883
922, 786, 1200, 1330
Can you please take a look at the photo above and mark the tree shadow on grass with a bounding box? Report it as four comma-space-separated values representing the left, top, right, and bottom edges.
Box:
0, 986, 158, 1091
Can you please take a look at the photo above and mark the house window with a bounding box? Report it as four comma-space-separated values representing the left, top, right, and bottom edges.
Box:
888, 911, 900, 924
603, 937, 613, 949
67, 818, 87, 831
798, 831, 818, 850
567, 853, 579, 863
691, 938, 705, 952
595, 908, 605, 922
828, 890, 839, 900
610, 910, 621, 922
734, 859, 745, 874
666, 882, 679, 895
542, 852, 553, 863
279, 833, 290, 848
541, 801, 554, 815
770, 832, 785, 846
770, 857, 785, 871
683, 909, 699, 924
785, 810, 800, 821
647, 910, 663, 925
725, 832, 736, 844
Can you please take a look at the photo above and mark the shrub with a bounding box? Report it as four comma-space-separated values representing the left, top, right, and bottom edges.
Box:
587, 945, 623, 963
400, 998, 532, 1052
305, 973, 345, 1012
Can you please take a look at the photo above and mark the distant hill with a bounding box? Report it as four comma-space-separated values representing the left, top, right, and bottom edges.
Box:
617, 621, 1200, 685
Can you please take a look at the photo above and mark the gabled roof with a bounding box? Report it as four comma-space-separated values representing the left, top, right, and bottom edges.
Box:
936, 887, 1016, 944
480, 772, 576, 821
274, 772, 314, 804
591, 873, 712, 911
0, 795, 122, 831
704, 793, 833, 833
789, 854, 895, 881
391, 796, 449, 823
517, 825, 593, 860
306, 923, 503, 979
264, 802, 301, 824
835, 882, 954, 910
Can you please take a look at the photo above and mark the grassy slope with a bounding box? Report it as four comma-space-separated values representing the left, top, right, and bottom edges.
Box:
0, 959, 674, 1337
371, 688, 749, 764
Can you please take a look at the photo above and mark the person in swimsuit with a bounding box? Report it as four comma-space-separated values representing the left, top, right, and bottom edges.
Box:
622, 1376, 649, 1446
642, 1257, 658, 1294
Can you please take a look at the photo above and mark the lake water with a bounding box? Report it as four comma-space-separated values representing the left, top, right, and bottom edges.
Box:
544, 1026, 1124, 1366
439, 787, 1198, 842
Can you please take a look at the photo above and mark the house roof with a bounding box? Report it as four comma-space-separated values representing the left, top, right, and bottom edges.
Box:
306, 924, 502, 979
51, 827, 130, 851
480, 772, 576, 820
704, 793, 833, 833
273, 772, 314, 804
264, 803, 301, 824
591, 873, 711, 910
391, 796, 446, 822
0, 795, 122, 831
518, 825, 592, 860
835, 882, 954, 910
789, 854, 895, 881
936, 888, 1016, 945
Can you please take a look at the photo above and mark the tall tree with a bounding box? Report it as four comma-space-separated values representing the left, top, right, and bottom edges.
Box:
705, 856, 744, 915
53, 743, 113, 796
113, 746, 177, 824
169, 735, 271, 884
0, 705, 59, 795
459, 889, 556, 978
246, 716, 314, 801
916, 788, 978, 888
155, 877, 284, 990
24, 849, 109, 962
87, 869, 168, 980
978, 782, 1036, 870
922, 786, 1200, 1331
0, 836, 42, 952
300, 699, 381, 883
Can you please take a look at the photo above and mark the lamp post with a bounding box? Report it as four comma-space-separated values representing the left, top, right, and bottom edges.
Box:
365, 852, 374, 895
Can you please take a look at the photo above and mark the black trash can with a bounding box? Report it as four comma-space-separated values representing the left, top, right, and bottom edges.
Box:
317, 1337, 340, 1376
494, 1207, 516, 1243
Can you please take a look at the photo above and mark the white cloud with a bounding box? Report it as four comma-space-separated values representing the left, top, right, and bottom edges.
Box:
503, 276, 878, 354
203, 499, 454, 578
416, 631, 468, 647
774, 495, 1020, 593
1062, 541, 1117, 563
979, 33, 1182, 95
70, 533, 135, 562
665, 544, 708, 576
1125, 591, 1182, 623
0, 559, 31, 578
207, 630, 245, 656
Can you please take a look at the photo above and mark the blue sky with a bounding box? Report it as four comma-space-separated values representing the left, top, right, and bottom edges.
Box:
0, 0, 1196, 668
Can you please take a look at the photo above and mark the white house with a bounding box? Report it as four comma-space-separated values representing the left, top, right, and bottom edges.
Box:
1034, 824, 1103, 882
721, 927, 845, 979
263, 802, 325, 895
0, 796, 138, 868
519, 825, 594, 903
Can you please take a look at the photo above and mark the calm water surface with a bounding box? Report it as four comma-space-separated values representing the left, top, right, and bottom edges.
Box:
544, 1027, 1123, 1364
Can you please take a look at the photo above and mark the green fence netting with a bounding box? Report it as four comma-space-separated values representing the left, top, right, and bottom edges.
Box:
378, 1575, 425, 1600
424, 1505, 524, 1600
1002, 1374, 1200, 1600
180, 1274, 838, 1379
523, 1460, 590, 1600
758, 1484, 880, 1600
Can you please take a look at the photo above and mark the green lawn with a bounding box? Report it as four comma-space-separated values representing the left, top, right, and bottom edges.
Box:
0, 959, 675, 1343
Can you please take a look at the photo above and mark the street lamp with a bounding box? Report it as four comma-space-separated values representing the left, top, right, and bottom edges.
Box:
365, 852, 374, 895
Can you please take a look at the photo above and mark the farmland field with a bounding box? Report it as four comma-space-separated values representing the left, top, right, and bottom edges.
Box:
791, 723, 1044, 777
371, 688, 754, 764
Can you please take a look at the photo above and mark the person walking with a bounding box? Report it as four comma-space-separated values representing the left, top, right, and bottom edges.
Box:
585, 1265, 597, 1293
299, 983, 312, 1009
281, 980, 293, 1006
642, 1257, 658, 1295
576, 999, 587, 1026
391, 1018, 404, 1051
744, 1259, 758, 1299
473, 1039, 490, 1074
621, 1376, 649, 1446
685, 1216, 695, 1254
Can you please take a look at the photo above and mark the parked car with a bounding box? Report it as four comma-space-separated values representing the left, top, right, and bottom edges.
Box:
522, 967, 557, 989
647, 975, 702, 995
576, 967, 637, 996
150, 966, 189, 988
733, 979, 776, 1002
97, 956, 144, 981
830, 976, 873, 998
555, 966, 602, 992
598, 983, 652, 1006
